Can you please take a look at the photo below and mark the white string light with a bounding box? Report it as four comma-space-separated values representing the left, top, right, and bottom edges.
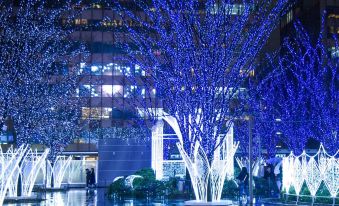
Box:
282, 144, 339, 198
0, 145, 28, 205
45, 156, 73, 188
153, 113, 238, 202
7, 148, 50, 197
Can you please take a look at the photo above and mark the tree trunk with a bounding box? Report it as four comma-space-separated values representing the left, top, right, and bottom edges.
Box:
50, 161, 54, 188
207, 176, 212, 202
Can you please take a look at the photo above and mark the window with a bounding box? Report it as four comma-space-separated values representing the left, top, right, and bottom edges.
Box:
91, 85, 101, 97
228, 4, 245, 15
75, 19, 88, 25
328, 14, 339, 19
81, 107, 91, 119
91, 64, 102, 75
211, 4, 246, 15
90, 108, 102, 119
79, 85, 91, 97
102, 108, 112, 119
286, 10, 293, 24
102, 85, 113, 97
113, 85, 123, 97
112, 108, 124, 119
330, 47, 339, 58
124, 66, 132, 76
151, 88, 156, 98
135, 87, 146, 98
82, 107, 112, 119
135, 65, 146, 76
78, 63, 91, 75
102, 63, 113, 75
124, 85, 136, 98
92, 3, 102, 9
113, 64, 123, 75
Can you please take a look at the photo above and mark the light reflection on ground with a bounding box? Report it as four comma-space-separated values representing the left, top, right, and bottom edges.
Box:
3, 189, 186, 206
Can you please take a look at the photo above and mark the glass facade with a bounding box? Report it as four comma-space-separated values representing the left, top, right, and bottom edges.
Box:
68, 7, 159, 133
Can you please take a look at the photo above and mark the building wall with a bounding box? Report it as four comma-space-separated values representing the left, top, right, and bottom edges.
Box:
97, 137, 151, 187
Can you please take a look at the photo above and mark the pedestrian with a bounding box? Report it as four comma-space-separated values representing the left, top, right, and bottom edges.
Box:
90, 168, 96, 187
269, 164, 276, 196
85, 168, 90, 188
274, 162, 282, 197
236, 167, 249, 204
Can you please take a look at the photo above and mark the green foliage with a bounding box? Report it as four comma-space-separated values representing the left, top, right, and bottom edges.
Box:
107, 178, 131, 198
134, 168, 156, 181
164, 177, 188, 199
284, 182, 337, 204
222, 179, 238, 198
133, 177, 165, 198
107, 168, 166, 199
133, 168, 162, 198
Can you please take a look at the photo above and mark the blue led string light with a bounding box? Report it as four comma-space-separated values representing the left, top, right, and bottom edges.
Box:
251, 19, 338, 155
115, 0, 289, 159
114, 0, 289, 201
0, 0, 87, 161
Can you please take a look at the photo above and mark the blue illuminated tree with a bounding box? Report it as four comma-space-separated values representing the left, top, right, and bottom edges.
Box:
279, 21, 338, 154
115, 0, 288, 202
253, 20, 338, 155
251, 63, 312, 155
0, 0, 87, 161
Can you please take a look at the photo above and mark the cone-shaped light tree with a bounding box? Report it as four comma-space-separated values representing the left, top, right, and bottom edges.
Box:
115, 0, 288, 202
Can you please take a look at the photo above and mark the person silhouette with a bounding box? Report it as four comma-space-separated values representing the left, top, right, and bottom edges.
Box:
85, 168, 90, 188
90, 168, 96, 187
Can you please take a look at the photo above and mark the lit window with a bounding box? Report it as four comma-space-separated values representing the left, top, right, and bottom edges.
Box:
92, 3, 102, 9
75, 19, 88, 25
91, 85, 101, 97
124, 85, 136, 98
328, 14, 339, 19
124, 66, 132, 76
81, 107, 91, 119
113, 85, 123, 97
91, 64, 102, 75
286, 10, 293, 24
135, 64, 146, 76
330, 47, 339, 58
82, 107, 112, 119
113, 64, 123, 75
78, 63, 90, 75
249, 70, 255, 77
102, 108, 112, 119
212, 4, 246, 15
141, 88, 145, 98
102, 63, 113, 75
102, 85, 113, 97
90, 108, 102, 119
79, 85, 91, 97
151, 88, 156, 98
